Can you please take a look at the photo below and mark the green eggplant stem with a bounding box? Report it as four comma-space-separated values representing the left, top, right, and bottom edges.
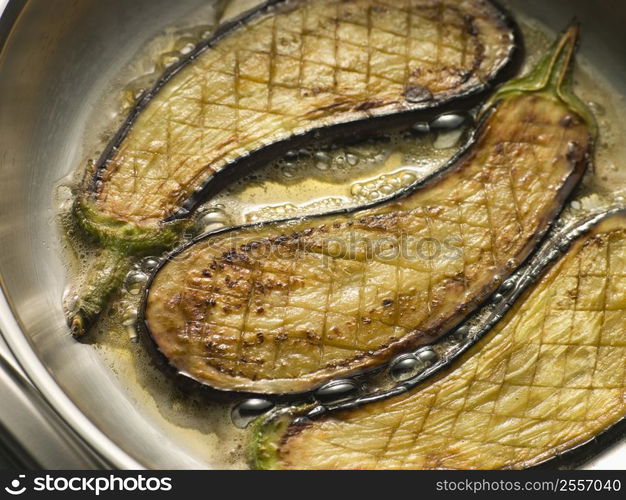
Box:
487, 21, 596, 137
66, 198, 192, 337
247, 411, 285, 471
248, 406, 313, 470
67, 248, 131, 338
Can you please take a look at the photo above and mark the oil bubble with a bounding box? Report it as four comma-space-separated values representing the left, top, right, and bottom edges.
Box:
179, 42, 196, 55
141, 257, 160, 274
433, 129, 464, 149
197, 208, 230, 234
125, 271, 148, 295
315, 161, 329, 171
282, 165, 297, 178
231, 399, 274, 428
411, 122, 430, 134
431, 113, 468, 130
401, 173, 417, 184
389, 354, 423, 381
346, 153, 360, 166
315, 380, 359, 404
160, 51, 181, 68
588, 101, 606, 117
416, 347, 438, 363
121, 307, 138, 340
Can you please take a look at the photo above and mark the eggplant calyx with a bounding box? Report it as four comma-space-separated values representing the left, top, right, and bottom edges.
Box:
66, 200, 191, 337
487, 22, 596, 138
248, 405, 313, 470
74, 198, 190, 254
65, 248, 130, 338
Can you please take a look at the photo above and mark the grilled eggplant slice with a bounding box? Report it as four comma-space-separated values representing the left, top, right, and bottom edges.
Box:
249, 209, 626, 470
88, 0, 519, 226
69, 0, 521, 336
142, 25, 594, 394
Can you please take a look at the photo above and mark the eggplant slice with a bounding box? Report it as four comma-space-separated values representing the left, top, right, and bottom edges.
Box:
249, 209, 626, 470
88, 0, 519, 226
142, 25, 594, 394
69, 0, 521, 336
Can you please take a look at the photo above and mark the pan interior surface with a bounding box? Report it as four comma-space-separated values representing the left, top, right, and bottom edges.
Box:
0, 0, 625, 468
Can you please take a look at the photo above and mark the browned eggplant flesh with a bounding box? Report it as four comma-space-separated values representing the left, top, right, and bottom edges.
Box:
249, 209, 626, 469
88, 0, 520, 226
68, 0, 521, 337
142, 25, 594, 395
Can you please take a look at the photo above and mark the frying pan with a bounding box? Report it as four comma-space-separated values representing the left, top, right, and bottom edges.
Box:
0, 0, 625, 469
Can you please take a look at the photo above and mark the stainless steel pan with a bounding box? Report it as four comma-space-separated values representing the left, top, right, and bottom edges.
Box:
0, 0, 625, 469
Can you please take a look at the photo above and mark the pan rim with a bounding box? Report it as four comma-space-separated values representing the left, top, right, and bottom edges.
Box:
0, 0, 142, 470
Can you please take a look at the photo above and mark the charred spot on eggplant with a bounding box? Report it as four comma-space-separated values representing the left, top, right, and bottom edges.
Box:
248, 208, 626, 470
141, 24, 594, 395
67, 0, 521, 336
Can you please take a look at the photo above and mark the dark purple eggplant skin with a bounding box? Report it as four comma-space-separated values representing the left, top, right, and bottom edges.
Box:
86, 0, 524, 221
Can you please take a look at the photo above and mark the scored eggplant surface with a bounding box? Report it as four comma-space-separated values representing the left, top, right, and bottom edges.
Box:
249, 210, 626, 469
69, 0, 520, 336
143, 25, 594, 394
88, 0, 518, 226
